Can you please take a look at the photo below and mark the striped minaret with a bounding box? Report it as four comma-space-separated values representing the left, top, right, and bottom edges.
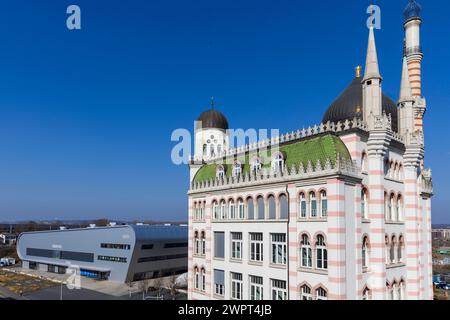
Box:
403, 0, 424, 130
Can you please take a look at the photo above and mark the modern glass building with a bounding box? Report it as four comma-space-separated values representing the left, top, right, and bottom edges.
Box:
16, 224, 188, 283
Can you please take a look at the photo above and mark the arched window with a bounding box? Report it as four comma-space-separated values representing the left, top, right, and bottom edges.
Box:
361, 189, 369, 219
397, 195, 403, 221
361, 152, 368, 172
399, 280, 405, 300
193, 202, 198, 221
194, 231, 200, 255
316, 235, 327, 270
301, 234, 312, 268
390, 194, 396, 221
316, 287, 327, 300
362, 287, 371, 300
393, 163, 399, 180
257, 196, 265, 220
299, 193, 307, 218
237, 198, 244, 219
251, 157, 262, 175
229, 199, 236, 219
233, 161, 242, 177
201, 231, 206, 256
194, 266, 200, 290
300, 284, 312, 300
203, 144, 207, 156
220, 200, 227, 219
201, 268, 206, 291
268, 195, 276, 219
279, 194, 288, 219
398, 236, 404, 263
213, 201, 219, 220
385, 235, 390, 264
217, 144, 222, 156
309, 192, 317, 218
272, 153, 284, 174
390, 236, 396, 264
387, 282, 394, 300
384, 159, 389, 176
210, 144, 215, 157
217, 165, 225, 180
387, 193, 393, 221
247, 197, 254, 220
320, 191, 327, 217
362, 236, 369, 269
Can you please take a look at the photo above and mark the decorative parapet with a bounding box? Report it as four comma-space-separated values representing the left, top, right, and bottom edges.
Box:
189, 156, 360, 193
188, 117, 405, 163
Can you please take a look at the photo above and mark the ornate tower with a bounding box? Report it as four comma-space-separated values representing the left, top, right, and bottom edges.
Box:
362, 26, 383, 130
403, 0, 426, 132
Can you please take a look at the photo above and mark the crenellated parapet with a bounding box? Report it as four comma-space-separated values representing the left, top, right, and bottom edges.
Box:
189, 117, 404, 164
189, 155, 359, 193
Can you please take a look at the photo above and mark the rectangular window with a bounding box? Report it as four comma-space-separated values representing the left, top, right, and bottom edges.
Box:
141, 244, 154, 250
163, 242, 188, 248
271, 279, 287, 300
26, 248, 95, 263
97, 255, 127, 263
101, 243, 131, 250
271, 233, 287, 265
311, 200, 317, 217
238, 202, 245, 219
137, 253, 188, 263
231, 272, 243, 300
214, 232, 225, 259
250, 233, 263, 262
250, 275, 263, 300
231, 232, 242, 260
214, 269, 225, 296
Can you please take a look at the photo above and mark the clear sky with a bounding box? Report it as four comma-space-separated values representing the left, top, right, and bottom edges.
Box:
0, 0, 448, 223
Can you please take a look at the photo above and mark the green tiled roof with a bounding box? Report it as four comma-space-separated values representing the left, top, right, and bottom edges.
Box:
193, 134, 351, 183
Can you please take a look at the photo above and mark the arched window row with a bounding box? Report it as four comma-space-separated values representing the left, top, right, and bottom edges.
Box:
386, 279, 406, 300
298, 190, 327, 219
193, 230, 206, 257
299, 233, 328, 271
299, 283, 328, 300
384, 159, 404, 181
212, 194, 289, 221
193, 266, 207, 292
384, 192, 404, 222
384, 234, 405, 265
193, 201, 206, 221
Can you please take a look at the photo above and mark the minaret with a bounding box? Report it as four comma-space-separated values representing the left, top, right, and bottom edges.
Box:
398, 57, 415, 136
362, 26, 383, 130
403, 0, 425, 131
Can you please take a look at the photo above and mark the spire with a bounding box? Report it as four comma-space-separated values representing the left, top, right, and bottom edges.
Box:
363, 27, 381, 81
399, 57, 413, 102
210, 96, 215, 110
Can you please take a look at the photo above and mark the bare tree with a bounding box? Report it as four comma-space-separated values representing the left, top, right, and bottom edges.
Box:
138, 279, 150, 295
167, 274, 178, 300
152, 273, 164, 296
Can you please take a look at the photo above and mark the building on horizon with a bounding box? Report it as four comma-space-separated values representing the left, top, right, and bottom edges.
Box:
187, 0, 433, 300
16, 224, 188, 283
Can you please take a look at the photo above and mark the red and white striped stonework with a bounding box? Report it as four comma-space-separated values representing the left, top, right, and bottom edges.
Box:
287, 184, 298, 299
425, 198, 433, 300
367, 154, 387, 300
354, 183, 364, 299
403, 167, 421, 299
188, 199, 194, 300
327, 178, 347, 300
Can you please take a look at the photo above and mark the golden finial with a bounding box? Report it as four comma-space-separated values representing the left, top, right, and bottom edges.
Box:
355, 65, 362, 78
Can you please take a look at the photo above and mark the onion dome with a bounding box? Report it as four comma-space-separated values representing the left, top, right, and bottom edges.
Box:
404, 0, 422, 22
196, 97, 229, 130
322, 68, 398, 132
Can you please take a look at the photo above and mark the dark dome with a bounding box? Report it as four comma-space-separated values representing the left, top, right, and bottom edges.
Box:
196, 109, 229, 130
404, 0, 422, 22
322, 76, 398, 132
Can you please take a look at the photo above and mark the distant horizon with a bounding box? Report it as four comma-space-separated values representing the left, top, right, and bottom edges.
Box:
1, 0, 449, 223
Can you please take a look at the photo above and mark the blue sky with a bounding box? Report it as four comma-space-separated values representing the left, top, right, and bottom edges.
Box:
0, 0, 449, 223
